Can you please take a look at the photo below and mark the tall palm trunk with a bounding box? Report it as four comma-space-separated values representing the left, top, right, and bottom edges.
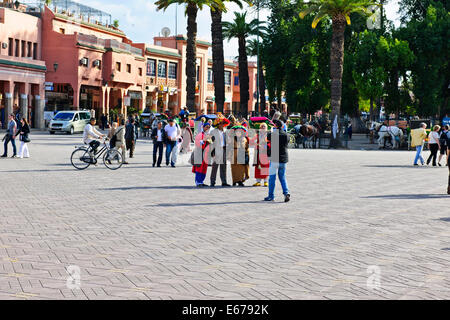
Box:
258, 63, 266, 114
329, 15, 346, 148
186, 3, 198, 113
211, 8, 225, 113
238, 37, 249, 117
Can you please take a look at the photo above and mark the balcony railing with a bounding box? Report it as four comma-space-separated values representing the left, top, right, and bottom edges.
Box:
77, 34, 143, 56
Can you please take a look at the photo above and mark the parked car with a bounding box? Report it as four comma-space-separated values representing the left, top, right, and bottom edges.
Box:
49, 110, 91, 135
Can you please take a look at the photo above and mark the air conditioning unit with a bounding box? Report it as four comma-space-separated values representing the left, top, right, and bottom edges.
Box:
93, 60, 101, 67
80, 57, 89, 66
1, 43, 7, 49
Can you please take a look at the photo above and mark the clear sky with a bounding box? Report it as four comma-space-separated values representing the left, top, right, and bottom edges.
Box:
74, 0, 401, 60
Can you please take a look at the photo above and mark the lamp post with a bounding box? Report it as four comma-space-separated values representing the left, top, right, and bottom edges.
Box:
53, 62, 58, 72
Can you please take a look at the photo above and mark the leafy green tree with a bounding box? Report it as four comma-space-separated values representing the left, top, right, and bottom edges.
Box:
398, 2, 449, 117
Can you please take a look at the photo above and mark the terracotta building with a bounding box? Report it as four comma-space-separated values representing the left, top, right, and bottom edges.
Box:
0, 1, 46, 128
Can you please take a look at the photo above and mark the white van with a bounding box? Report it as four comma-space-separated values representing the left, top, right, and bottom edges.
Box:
49, 111, 91, 135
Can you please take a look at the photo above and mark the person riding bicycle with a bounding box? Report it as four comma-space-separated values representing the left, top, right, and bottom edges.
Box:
83, 118, 105, 158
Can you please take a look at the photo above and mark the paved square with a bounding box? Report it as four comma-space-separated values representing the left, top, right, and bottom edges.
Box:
0, 132, 449, 299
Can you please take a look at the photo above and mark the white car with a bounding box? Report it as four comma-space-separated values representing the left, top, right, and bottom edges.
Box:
49, 111, 91, 135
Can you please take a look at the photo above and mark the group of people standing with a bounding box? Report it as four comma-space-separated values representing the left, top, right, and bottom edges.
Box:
410, 123, 450, 194
1, 114, 31, 159
191, 114, 291, 202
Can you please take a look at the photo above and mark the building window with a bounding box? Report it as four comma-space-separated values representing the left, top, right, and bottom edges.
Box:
60, 28, 65, 34
27, 42, 32, 58
21, 41, 26, 57
15, 39, 19, 57
225, 71, 232, 85
158, 61, 167, 78
33, 43, 37, 59
207, 68, 214, 84
127, 64, 131, 73
168, 62, 177, 79
8, 38, 13, 56
234, 75, 239, 86
116, 62, 121, 72
196, 66, 200, 82
146, 59, 156, 76
138, 67, 143, 76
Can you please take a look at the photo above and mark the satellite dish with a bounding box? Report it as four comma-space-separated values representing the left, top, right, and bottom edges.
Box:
161, 27, 171, 37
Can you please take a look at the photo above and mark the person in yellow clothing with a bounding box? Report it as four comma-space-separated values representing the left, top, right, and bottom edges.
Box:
410, 123, 428, 166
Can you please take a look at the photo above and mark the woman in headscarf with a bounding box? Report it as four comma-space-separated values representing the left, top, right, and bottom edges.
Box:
250, 122, 270, 187
228, 125, 249, 186
192, 122, 212, 187
179, 121, 193, 154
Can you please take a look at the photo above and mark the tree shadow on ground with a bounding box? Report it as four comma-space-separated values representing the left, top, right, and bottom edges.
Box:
364, 194, 449, 199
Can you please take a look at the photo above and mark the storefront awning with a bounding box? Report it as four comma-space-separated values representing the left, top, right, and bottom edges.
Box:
128, 91, 142, 99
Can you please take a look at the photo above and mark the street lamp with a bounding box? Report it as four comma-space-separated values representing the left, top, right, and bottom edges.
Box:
53, 62, 58, 72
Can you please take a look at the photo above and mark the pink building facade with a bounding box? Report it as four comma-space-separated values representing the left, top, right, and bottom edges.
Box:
41, 6, 145, 121
0, 3, 46, 128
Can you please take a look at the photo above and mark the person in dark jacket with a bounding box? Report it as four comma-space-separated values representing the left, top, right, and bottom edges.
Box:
18, 118, 30, 158
265, 119, 290, 202
151, 121, 166, 167
125, 117, 136, 158
100, 113, 108, 130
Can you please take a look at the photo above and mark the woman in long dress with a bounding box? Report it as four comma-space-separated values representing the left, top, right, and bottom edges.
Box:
229, 126, 249, 186
192, 122, 211, 187
250, 123, 270, 187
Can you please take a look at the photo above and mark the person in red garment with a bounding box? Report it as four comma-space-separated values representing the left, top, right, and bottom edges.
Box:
192, 122, 212, 187
250, 122, 270, 187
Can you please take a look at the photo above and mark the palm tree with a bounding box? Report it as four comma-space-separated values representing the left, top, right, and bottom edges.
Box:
210, 0, 247, 114
300, 0, 378, 148
223, 12, 265, 116
247, 38, 266, 115
156, 0, 225, 113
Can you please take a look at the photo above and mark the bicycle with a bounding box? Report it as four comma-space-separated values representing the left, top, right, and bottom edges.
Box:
70, 138, 123, 170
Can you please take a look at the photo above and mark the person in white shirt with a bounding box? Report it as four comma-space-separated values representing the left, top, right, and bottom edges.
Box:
151, 121, 165, 167
426, 125, 441, 166
164, 118, 181, 167
83, 118, 105, 155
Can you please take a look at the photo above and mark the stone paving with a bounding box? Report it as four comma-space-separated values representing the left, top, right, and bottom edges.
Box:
0, 132, 449, 300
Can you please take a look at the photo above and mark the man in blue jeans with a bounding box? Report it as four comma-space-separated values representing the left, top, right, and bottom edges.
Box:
164, 118, 181, 167
1, 114, 17, 158
265, 120, 290, 202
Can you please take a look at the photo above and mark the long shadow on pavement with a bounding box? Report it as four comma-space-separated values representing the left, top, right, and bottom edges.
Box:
146, 200, 271, 207
362, 165, 429, 169
363, 194, 449, 199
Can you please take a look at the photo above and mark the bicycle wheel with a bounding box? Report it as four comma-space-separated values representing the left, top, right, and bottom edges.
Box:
71, 148, 91, 170
103, 149, 123, 170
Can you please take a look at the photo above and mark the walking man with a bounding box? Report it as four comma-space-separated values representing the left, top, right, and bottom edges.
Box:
125, 117, 136, 158
151, 121, 165, 167
1, 114, 18, 158
265, 120, 290, 202
164, 118, 180, 167
411, 122, 428, 166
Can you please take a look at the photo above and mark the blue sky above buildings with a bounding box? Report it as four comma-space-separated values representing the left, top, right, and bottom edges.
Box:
74, 0, 401, 60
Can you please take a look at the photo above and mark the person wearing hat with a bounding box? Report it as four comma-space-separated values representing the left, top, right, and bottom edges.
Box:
164, 117, 181, 167
265, 119, 290, 202
228, 124, 250, 187
192, 122, 212, 187
210, 115, 231, 187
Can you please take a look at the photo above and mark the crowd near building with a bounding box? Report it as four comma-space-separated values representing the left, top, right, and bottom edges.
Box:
0, 0, 287, 129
